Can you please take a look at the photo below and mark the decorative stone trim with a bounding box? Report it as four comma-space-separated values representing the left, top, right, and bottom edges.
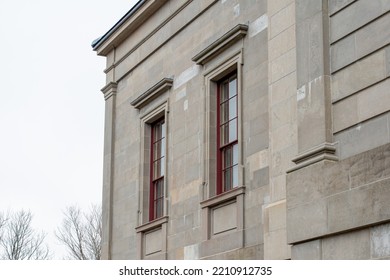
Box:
135, 216, 169, 260
101, 82, 118, 100
130, 78, 173, 109
200, 186, 245, 209
192, 24, 248, 65
287, 142, 339, 173
136, 216, 169, 233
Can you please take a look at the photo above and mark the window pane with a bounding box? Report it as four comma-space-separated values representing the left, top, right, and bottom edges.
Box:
223, 146, 232, 168
229, 96, 237, 120
153, 123, 161, 141
223, 168, 232, 192
153, 140, 161, 160
161, 122, 166, 138
161, 138, 165, 158
233, 144, 238, 165
229, 77, 237, 98
232, 165, 238, 188
155, 180, 164, 199
220, 102, 229, 123
155, 198, 163, 218
229, 119, 237, 142
220, 123, 228, 146
153, 159, 164, 179
220, 81, 229, 102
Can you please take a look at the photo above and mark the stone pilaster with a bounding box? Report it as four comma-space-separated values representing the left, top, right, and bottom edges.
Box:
100, 82, 117, 260
291, 0, 337, 171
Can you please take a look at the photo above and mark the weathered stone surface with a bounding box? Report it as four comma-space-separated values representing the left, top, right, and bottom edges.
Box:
287, 198, 328, 243
371, 223, 390, 259
291, 239, 321, 260
335, 113, 390, 159
333, 79, 390, 132
331, 49, 387, 102
330, 0, 390, 43
322, 229, 371, 259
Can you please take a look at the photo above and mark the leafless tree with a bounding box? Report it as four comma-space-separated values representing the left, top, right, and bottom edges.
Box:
0, 210, 50, 260
0, 212, 6, 242
55, 204, 102, 260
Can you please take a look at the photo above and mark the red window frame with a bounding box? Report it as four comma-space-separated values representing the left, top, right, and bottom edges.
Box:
217, 73, 238, 195
149, 118, 165, 221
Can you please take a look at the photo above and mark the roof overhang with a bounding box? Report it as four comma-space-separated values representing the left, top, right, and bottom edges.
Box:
92, 0, 168, 56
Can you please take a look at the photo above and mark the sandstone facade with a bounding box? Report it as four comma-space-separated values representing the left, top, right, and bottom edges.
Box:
92, 0, 390, 259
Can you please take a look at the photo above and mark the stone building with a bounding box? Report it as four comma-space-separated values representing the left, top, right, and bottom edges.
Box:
92, 0, 390, 260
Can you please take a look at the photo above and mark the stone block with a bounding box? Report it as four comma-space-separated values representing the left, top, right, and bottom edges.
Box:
296, 19, 310, 88
270, 71, 296, 105
252, 166, 269, 189
144, 228, 163, 256
271, 96, 295, 130
270, 174, 286, 202
386, 46, 390, 76
287, 160, 348, 208
328, 178, 390, 234
245, 225, 263, 247
212, 201, 237, 235
291, 239, 321, 260
269, 25, 295, 62
329, 0, 355, 15
270, 2, 295, 39
264, 228, 290, 259
266, 200, 287, 232
335, 77, 390, 131
268, 0, 294, 17
332, 94, 358, 133
330, 0, 390, 43
249, 112, 268, 136
246, 131, 269, 157
272, 123, 297, 151
296, 0, 322, 22
184, 243, 200, 260
322, 229, 371, 259
331, 49, 386, 102
271, 145, 296, 177
287, 198, 328, 243
335, 113, 390, 160
357, 79, 390, 124
355, 13, 390, 59
270, 48, 296, 83
297, 75, 332, 153
330, 34, 356, 72
371, 223, 390, 259
239, 244, 264, 260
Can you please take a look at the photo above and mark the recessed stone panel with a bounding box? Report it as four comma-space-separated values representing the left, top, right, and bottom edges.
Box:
212, 201, 237, 235
144, 228, 162, 256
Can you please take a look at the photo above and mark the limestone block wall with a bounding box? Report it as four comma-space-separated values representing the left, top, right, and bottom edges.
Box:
287, 0, 390, 259
96, 0, 274, 260
330, 0, 390, 159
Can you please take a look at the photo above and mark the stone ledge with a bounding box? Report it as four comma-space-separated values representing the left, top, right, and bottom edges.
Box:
192, 24, 248, 65
130, 78, 173, 109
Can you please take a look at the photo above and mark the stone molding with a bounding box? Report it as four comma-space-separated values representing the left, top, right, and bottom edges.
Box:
192, 24, 248, 65
130, 78, 173, 109
101, 82, 118, 100
288, 142, 338, 173
200, 186, 245, 209
136, 216, 169, 233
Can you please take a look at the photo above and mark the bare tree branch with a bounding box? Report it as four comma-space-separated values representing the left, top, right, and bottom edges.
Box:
56, 204, 102, 260
0, 210, 50, 260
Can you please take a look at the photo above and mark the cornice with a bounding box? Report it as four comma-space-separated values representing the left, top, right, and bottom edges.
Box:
101, 82, 118, 100
130, 78, 173, 109
287, 142, 339, 173
192, 24, 248, 65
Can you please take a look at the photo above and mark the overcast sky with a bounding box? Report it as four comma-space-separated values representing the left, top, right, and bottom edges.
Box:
0, 0, 138, 259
